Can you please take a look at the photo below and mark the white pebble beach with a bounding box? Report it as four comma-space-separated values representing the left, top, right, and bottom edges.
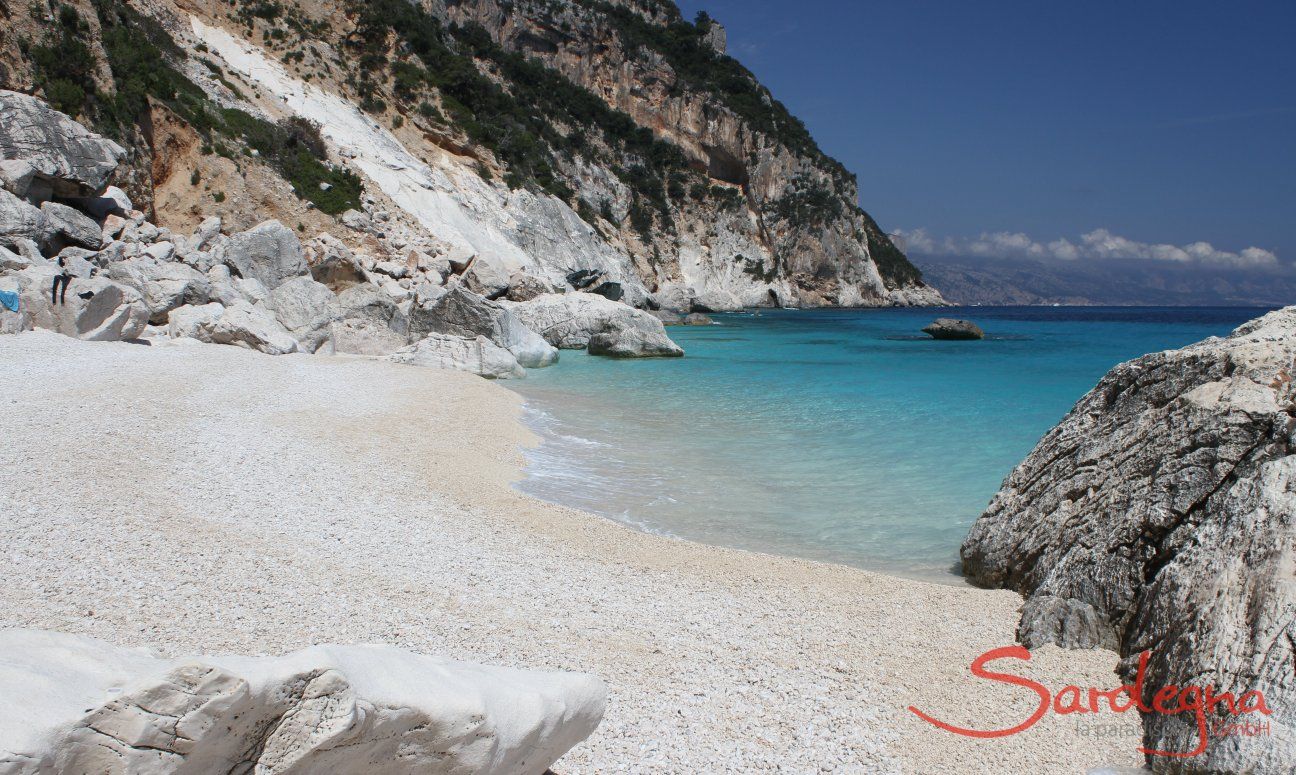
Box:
0, 331, 1148, 773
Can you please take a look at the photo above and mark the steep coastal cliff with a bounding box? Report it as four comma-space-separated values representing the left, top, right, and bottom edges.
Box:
0, 0, 941, 310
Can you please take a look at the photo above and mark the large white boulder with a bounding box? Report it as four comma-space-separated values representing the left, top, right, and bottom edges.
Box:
509, 292, 684, 357
0, 90, 127, 198
410, 284, 557, 369
105, 257, 212, 325
266, 275, 340, 354
16, 268, 148, 341
168, 301, 299, 355
0, 628, 604, 775
390, 334, 526, 379
220, 220, 309, 290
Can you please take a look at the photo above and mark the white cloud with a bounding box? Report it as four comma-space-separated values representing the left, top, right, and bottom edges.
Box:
892, 227, 1279, 269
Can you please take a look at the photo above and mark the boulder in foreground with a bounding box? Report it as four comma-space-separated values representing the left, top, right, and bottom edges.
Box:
961, 306, 1296, 772
922, 318, 984, 340
0, 628, 604, 775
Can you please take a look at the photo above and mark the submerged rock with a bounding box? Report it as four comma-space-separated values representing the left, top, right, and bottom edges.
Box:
922, 318, 984, 340
0, 628, 604, 775
961, 306, 1296, 771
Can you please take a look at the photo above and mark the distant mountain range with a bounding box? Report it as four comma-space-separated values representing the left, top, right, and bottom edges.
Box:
916, 256, 1295, 307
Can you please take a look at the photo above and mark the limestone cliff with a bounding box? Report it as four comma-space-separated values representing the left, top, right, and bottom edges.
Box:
962, 307, 1296, 773
3, 0, 943, 310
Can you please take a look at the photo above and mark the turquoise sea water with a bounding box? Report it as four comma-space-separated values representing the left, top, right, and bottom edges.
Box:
511, 306, 1271, 582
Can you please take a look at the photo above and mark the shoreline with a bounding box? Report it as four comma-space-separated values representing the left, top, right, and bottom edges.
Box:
0, 331, 1146, 772
511, 396, 973, 587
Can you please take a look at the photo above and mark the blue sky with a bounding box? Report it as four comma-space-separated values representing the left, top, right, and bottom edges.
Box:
674, 0, 1295, 269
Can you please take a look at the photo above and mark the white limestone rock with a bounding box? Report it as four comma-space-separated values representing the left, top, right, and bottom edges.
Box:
220, 220, 309, 290
15, 268, 148, 341
105, 257, 212, 325
962, 306, 1296, 772
390, 334, 526, 379
266, 275, 340, 354
332, 283, 409, 356
168, 301, 299, 355
0, 628, 604, 775
0, 90, 127, 198
410, 284, 557, 369
509, 292, 683, 357
462, 254, 512, 299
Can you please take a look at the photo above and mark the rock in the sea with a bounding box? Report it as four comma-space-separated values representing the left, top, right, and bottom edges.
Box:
266, 275, 340, 354
168, 301, 299, 355
510, 292, 684, 357
105, 256, 212, 325
390, 334, 526, 379
15, 268, 148, 341
961, 306, 1296, 772
922, 318, 984, 340
649, 309, 684, 326
0, 628, 604, 775
410, 284, 557, 369
683, 312, 714, 326
0, 90, 127, 198
221, 220, 309, 290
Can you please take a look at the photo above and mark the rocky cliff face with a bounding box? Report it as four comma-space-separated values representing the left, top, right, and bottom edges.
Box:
1, 0, 942, 311
962, 307, 1296, 773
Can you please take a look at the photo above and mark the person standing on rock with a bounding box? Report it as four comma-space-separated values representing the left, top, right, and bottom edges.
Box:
51, 257, 72, 306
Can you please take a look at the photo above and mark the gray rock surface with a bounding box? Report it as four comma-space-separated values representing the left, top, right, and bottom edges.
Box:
506, 270, 557, 302
332, 283, 409, 356
411, 284, 557, 369
961, 306, 1296, 772
0, 628, 605, 775
461, 255, 512, 299
221, 220, 309, 290
267, 275, 340, 354
922, 318, 984, 340
41, 201, 102, 251
0, 189, 48, 250
0, 90, 127, 198
168, 301, 299, 355
105, 257, 211, 325
16, 269, 147, 341
510, 293, 683, 357
389, 334, 526, 379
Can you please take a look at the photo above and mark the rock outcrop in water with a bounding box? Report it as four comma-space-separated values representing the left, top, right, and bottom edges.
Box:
922, 318, 984, 340
0, 628, 605, 774
962, 306, 1296, 772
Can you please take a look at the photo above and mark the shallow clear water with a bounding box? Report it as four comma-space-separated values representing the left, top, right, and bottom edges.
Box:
511, 306, 1270, 582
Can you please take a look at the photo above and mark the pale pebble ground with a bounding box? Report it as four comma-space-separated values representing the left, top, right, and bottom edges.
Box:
0, 332, 1148, 773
